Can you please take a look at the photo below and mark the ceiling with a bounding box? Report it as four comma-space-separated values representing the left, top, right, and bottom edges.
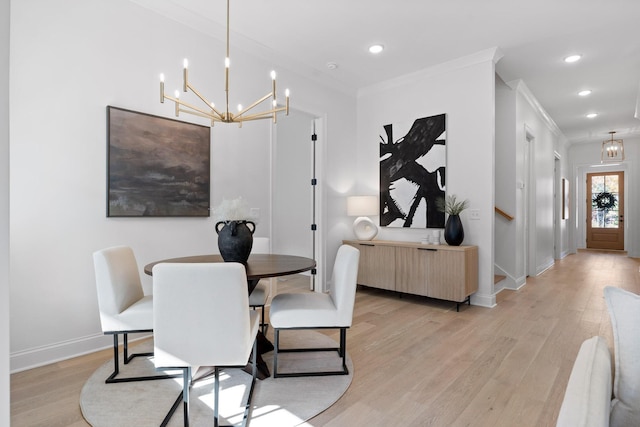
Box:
131, 0, 640, 145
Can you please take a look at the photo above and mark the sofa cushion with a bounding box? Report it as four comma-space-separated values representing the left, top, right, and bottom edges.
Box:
604, 286, 640, 427
556, 336, 612, 427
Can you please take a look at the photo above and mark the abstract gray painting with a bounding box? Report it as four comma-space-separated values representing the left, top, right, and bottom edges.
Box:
107, 106, 210, 217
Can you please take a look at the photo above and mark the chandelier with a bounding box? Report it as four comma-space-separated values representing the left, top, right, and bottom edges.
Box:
601, 131, 624, 162
159, 0, 289, 126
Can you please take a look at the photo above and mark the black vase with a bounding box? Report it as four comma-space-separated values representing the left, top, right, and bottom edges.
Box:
215, 220, 255, 263
444, 214, 464, 246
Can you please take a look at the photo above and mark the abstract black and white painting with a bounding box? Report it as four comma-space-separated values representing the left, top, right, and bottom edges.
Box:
380, 114, 446, 228
107, 106, 211, 217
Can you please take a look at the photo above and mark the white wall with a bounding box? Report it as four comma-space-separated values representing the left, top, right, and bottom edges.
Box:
494, 74, 518, 289
569, 136, 639, 257
512, 81, 569, 278
356, 49, 500, 307
1, 0, 10, 422
9, 0, 356, 371
495, 80, 570, 289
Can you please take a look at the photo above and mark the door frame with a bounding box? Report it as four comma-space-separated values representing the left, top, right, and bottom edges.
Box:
524, 127, 536, 277
554, 153, 562, 259
575, 162, 627, 251
586, 170, 625, 250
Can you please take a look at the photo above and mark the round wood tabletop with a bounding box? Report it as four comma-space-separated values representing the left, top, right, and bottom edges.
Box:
144, 253, 316, 280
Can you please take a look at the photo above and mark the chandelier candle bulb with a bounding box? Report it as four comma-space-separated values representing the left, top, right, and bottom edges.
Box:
159, 74, 165, 103
271, 71, 277, 100
286, 89, 290, 114
182, 59, 188, 92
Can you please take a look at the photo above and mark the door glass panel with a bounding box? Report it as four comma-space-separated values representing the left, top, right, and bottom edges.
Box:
591, 174, 619, 229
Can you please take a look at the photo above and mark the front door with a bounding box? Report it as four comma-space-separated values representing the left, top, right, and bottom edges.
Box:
587, 171, 624, 250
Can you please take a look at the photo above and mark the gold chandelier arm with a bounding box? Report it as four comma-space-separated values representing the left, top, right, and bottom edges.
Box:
179, 108, 221, 122
164, 94, 219, 121
186, 83, 224, 119
235, 92, 273, 118
239, 106, 288, 122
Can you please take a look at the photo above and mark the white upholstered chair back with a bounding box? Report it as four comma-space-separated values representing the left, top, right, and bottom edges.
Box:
252, 237, 270, 254
93, 246, 146, 331
328, 244, 360, 327
152, 262, 258, 368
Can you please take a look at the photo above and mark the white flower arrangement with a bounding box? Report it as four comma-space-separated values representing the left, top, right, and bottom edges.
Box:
212, 197, 259, 223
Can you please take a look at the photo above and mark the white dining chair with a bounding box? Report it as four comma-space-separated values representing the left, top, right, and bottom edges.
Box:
93, 245, 177, 383
249, 237, 270, 333
269, 244, 360, 377
153, 262, 260, 427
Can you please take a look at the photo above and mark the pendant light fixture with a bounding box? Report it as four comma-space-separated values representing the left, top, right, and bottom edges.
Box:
601, 131, 624, 162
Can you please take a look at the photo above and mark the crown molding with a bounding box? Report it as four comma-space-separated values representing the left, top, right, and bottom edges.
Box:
507, 79, 568, 146
358, 47, 504, 97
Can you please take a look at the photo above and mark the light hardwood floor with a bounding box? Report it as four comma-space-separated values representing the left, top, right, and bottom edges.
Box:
10, 249, 640, 426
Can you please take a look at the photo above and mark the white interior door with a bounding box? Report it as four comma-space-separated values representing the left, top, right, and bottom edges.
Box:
271, 109, 319, 287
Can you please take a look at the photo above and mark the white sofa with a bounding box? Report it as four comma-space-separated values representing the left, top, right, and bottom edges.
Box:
557, 287, 640, 427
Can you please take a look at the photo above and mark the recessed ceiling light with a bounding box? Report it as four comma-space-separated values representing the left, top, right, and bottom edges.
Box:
326, 62, 338, 70
368, 44, 384, 54
578, 90, 592, 96
564, 54, 582, 63
586, 113, 598, 119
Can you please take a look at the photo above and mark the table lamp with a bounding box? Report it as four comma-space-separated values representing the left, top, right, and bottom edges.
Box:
347, 195, 379, 241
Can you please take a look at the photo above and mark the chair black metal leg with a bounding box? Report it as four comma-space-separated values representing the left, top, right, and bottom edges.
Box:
105, 332, 181, 384
251, 305, 268, 334
161, 341, 259, 427
260, 306, 267, 334
160, 367, 189, 427
340, 328, 347, 372
273, 327, 350, 378
273, 329, 280, 377
214, 367, 220, 427
184, 366, 190, 427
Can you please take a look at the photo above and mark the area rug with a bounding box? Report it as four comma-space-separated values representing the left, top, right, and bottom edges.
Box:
80, 330, 353, 426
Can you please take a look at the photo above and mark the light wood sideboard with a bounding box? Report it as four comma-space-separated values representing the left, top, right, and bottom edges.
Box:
343, 239, 478, 310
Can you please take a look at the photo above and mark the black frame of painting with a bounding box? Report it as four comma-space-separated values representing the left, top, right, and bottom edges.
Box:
380, 113, 447, 229
107, 106, 211, 217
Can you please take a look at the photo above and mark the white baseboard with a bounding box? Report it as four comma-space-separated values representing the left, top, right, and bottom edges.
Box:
536, 258, 555, 276
503, 274, 527, 290
470, 292, 496, 308
494, 263, 527, 291
559, 250, 571, 259
10, 332, 150, 373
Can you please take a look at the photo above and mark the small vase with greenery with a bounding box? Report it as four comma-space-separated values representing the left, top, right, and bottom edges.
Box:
436, 195, 468, 246
436, 194, 469, 216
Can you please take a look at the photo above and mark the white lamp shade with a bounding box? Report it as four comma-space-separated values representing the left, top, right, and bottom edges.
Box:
347, 196, 378, 217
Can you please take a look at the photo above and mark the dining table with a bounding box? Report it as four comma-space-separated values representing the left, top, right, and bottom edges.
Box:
144, 253, 316, 379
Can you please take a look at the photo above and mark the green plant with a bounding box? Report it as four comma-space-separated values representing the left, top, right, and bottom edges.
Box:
436, 195, 469, 215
